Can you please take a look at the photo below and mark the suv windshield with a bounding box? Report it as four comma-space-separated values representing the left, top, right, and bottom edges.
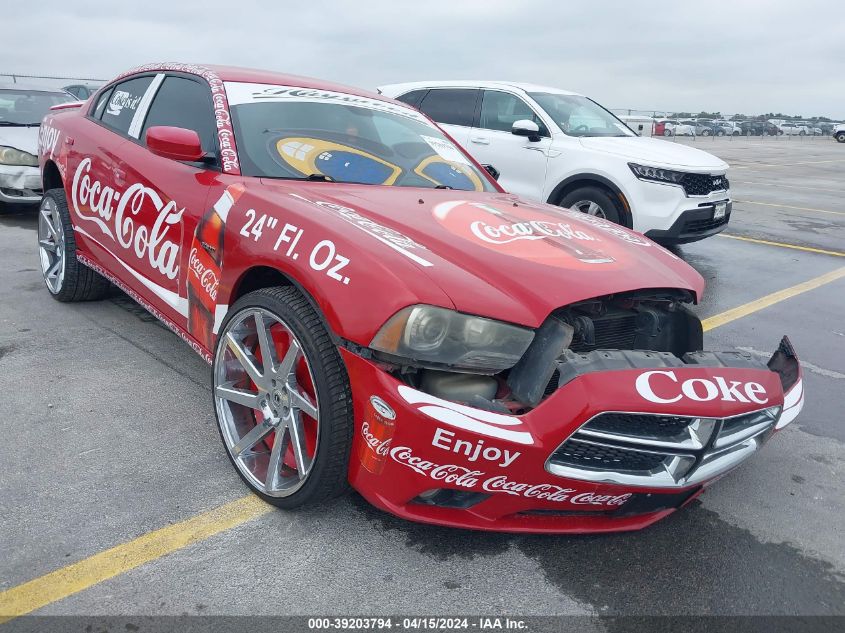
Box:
0, 89, 73, 125
528, 93, 635, 137
227, 82, 495, 191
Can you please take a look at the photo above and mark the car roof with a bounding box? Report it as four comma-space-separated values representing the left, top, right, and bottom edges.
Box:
115, 63, 402, 106
378, 80, 583, 97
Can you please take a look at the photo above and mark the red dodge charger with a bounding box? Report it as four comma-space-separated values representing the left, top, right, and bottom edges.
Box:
36, 63, 804, 533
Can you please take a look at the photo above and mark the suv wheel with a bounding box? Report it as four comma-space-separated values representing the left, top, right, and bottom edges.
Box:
836, 132, 845, 143
213, 286, 353, 508
559, 186, 623, 226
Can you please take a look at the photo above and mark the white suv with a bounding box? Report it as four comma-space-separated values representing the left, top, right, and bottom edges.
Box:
378, 81, 732, 244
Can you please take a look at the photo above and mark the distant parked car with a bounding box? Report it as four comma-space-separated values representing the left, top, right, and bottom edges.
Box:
779, 123, 807, 136
0, 82, 74, 208
683, 120, 718, 136
62, 84, 102, 100
833, 124, 845, 143
713, 120, 741, 136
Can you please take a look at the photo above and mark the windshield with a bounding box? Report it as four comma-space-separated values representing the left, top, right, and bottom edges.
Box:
226, 82, 495, 191
528, 93, 635, 137
0, 89, 73, 125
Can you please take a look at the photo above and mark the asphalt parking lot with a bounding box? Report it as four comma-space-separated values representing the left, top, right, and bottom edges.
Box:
0, 137, 843, 626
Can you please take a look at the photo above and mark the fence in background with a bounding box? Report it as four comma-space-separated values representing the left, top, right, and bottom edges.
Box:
0, 73, 107, 92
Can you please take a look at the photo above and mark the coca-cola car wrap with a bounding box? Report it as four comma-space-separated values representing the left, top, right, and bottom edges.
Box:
37, 64, 804, 533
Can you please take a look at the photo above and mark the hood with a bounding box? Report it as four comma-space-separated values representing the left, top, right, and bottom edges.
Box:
0, 126, 38, 156
270, 183, 704, 328
578, 136, 728, 171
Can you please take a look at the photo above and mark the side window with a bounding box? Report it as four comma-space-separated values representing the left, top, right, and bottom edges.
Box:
395, 89, 427, 109
99, 76, 154, 134
479, 91, 548, 136
140, 76, 217, 152
91, 87, 114, 120
418, 89, 479, 127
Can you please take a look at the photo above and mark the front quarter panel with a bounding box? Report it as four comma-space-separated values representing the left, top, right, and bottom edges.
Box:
217, 182, 455, 345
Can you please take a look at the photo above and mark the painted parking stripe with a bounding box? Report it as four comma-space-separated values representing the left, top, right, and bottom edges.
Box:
3, 266, 845, 620
0, 496, 271, 623
733, 199, 845, 216
701, 266, 845, 331
717, 234, 845, 258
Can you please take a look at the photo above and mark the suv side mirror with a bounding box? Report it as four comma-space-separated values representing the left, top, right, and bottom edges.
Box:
146, 126, 204, 162
482, 164, 500, 181
512, 119, 541, 142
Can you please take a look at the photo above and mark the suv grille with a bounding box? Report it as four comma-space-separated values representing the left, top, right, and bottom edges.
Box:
680, 173, 729, 196
547, 408, 779, 488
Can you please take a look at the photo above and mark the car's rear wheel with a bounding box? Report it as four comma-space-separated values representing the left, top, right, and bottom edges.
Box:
836, 132, 845, 143
38, 188, 110, 302
559, 186, 623, 226
213, 286, 353, 508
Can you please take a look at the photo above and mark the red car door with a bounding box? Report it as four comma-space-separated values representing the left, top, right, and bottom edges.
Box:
114, 73, 224, 333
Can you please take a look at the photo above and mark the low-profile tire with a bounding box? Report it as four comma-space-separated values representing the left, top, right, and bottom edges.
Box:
38, 188, 110, 302
212, 286, 353, 509
836, 132, 845, 143
559, 186, 623, 226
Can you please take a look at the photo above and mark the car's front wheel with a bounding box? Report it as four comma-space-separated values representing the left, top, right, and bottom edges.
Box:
663, 129, 672, 137
836, 132, 845, 143
213, 286, 353, 508
559, 186, 623, 226
38, 188, 110, 302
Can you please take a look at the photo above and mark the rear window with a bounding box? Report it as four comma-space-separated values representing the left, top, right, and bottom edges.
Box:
100, 76, 154, 135
417, 89, 479, 127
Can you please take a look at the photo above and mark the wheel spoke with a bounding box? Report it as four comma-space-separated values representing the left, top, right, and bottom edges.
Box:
41, 209, 58, 239
215, 382, 261, 409
225, 332, 264, 387
264, 427, 289, 491
231, 417, 275, 457
276, 339, 300, 382
254, 312, 278, 377
46, 259, 62, 279
288, 387, 318, 420
39, 239, 57, 253
287, 410, 310, 479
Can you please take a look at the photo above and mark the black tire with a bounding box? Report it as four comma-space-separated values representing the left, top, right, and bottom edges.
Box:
663, 129, 672, 137
39, 188, 110, 302
559, 186, 623, 226
701, 129, 711, 136
213, 286, 353, 508
836, 132, 845, 143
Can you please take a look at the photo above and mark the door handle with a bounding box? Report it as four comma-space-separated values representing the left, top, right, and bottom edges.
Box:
470, 137, 490, 145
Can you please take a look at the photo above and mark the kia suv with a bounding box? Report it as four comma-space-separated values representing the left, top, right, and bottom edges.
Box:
378, 81, 731, 244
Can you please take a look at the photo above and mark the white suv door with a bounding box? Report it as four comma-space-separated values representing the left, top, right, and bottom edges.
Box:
464, 90, 551, 200
414, 88, 479, 147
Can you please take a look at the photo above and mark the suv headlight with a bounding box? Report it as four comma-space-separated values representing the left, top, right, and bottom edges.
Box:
370, 305, 534, 373
0, 146, 38, 167
628, 162, 685, 184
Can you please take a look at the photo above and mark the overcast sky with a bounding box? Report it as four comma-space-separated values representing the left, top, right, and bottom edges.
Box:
5, 0, 844, 118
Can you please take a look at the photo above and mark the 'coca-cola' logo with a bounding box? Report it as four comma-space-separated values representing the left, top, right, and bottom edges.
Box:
189, 247, 219, 301
361, 421, 392, 457
71, 158, 182, 280
433, 200, 621, 269
389, 445, 632, 507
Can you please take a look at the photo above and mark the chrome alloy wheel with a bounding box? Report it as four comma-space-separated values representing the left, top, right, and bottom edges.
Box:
571, 199, 607, 219
38, 196, 66, 294
214, 308, 320, 497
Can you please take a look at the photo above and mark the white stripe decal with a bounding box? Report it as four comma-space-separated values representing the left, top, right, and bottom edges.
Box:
212, 304, 229, 334
74, 225, 188, 317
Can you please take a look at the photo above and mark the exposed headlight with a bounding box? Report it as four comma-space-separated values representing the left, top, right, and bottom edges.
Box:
0, 146, 38, 167
628, 162, 685, 184
370, 305, 535, 373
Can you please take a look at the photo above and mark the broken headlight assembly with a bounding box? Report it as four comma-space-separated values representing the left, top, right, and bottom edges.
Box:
370, 305, 535, 373
0, 146, 38, 167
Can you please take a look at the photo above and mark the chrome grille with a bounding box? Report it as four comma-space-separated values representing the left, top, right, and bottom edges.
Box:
546, 408, 780, 488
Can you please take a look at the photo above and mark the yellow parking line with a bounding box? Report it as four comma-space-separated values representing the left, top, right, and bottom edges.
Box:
718, 234, 845, 258
733, 199, 845, 216
735, 181, 844, 194
0, 496, 271, 623
702, 266, 845, 331
4, 266, 845, 619
731, 158, 845, 169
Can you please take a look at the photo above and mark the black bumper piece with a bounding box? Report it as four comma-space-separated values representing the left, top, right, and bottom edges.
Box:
645, 200, 732, 245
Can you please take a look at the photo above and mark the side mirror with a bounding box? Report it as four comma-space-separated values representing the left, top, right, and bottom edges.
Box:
482, 164, 500, 181
146, 126, 204, 162
512, 119, 541, 142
